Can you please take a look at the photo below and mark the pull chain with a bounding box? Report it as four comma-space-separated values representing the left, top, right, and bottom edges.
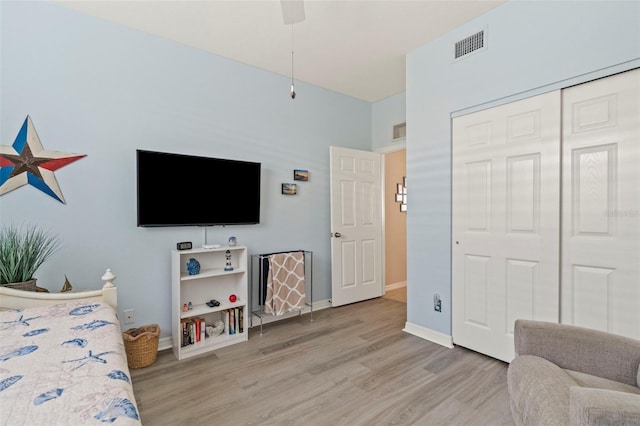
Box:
290, 24, 296, 99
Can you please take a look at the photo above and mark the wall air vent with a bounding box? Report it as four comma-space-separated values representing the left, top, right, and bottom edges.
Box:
454, 30, 485, 59
393, 122, 406, 141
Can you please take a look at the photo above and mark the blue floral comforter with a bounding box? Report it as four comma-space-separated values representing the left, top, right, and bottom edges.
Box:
0, 302, 140, 425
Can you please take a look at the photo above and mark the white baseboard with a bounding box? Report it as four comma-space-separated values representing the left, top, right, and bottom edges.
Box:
403, 321, 453, 348
385, 281, 406, 291
158, 336, 172, 352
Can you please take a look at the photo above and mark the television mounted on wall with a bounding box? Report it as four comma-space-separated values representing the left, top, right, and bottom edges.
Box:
136, 149, 261, 227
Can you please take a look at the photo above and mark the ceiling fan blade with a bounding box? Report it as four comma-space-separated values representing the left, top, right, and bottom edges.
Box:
281, 0, 305, 25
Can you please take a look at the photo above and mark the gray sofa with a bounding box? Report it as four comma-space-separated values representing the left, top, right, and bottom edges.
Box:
507, 319, 640, 425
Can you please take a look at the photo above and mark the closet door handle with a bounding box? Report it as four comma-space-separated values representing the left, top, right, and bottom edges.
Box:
333, 232, 342, 238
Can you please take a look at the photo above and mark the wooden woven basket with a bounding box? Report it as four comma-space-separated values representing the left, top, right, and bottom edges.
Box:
123, 324, 160, 369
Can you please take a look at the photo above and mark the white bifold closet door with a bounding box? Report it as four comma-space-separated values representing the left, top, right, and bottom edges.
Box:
452, 91, 562, 363
452, 68, 640, 363
561, 69, 640, 339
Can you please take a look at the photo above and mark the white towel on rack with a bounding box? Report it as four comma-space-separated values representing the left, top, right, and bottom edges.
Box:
264, 252, 306, 316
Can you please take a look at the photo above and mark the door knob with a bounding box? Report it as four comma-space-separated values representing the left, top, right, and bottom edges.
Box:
333, 232, 342, 238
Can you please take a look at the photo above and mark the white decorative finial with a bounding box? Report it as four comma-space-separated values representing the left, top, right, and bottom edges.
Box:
101, 268, 117, 288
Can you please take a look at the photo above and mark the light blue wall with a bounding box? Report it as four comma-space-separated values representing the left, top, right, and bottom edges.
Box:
372, 92, 406, 151
0, 1, 372, 336
406, 0, 640, 335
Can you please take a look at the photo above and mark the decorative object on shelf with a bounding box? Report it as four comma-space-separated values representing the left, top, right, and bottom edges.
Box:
395, 176, 407, 212
0, 115, 86, 203
188, 301, 193, 310
224, 250, 234, 271
205, 320, 225, 337
229, 294, 237, 303
228, 236, 237, 247
282, 183, 297, 195
186, 258, 200, 275
176, 241, 192, 250
205, 299, 220, 307
182, 303, 188, 312
293, 169, 309, 181
0, 223, 61, 291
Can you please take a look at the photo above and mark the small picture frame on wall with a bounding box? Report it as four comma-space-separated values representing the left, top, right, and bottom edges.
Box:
282, 183, 297, 195
294, 169, 309, 181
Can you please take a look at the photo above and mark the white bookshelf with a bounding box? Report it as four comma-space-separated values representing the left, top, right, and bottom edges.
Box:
171, 246, 248, 360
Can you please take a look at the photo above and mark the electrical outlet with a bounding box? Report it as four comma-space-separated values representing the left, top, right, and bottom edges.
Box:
434, 294, 442, 312
123, 309, 135, 324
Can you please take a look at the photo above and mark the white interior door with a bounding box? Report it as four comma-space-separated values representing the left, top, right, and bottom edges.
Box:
561, 69, 640, 339
452, 91, 561, 362
330, 146, 383, 307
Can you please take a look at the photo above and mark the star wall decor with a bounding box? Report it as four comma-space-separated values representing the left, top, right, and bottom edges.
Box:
0, 115, 86, 204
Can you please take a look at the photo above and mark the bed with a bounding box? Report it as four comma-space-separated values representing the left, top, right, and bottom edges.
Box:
0, 269, 141, 425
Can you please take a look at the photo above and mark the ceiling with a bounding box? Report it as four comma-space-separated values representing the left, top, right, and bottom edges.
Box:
53, 0, 506, 103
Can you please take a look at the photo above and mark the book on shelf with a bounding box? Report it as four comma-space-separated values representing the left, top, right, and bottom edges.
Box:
180, 318, 191, 346
228, 309, 235, 335
204, 307, 244, 339
223, 307, 244, 336
234, 307, 240, 333
182, 308, 244, 347
223, 309, 230, 335
180, 317, 207, 347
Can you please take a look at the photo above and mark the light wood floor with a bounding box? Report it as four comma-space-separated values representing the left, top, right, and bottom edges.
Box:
131, 295, 514, 425
383, 286, 407, 303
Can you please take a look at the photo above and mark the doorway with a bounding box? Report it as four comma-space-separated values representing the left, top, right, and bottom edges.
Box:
328, 146, 406, 307
329, 146, 384, 307
384, 149, 407, 303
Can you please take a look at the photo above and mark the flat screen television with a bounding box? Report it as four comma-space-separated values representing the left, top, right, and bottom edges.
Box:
136, 149, 261, 227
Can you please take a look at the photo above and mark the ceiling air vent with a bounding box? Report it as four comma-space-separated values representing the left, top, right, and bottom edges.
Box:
393, 122, 406, 141
454, 30, 485, 59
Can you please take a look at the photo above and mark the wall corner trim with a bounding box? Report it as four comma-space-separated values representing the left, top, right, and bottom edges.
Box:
403, 322, 454, 348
